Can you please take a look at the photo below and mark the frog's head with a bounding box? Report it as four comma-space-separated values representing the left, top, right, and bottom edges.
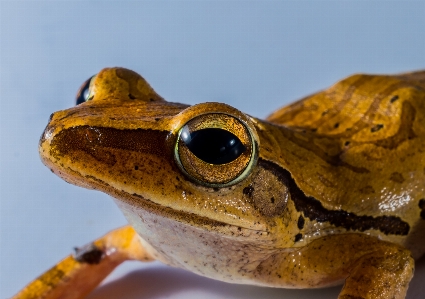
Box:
40, 68, 297, 246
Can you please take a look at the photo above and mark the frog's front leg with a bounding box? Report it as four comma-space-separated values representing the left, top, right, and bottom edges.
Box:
339, 246, 414, 299
256, 233, 414, 299
13, 226, 154, 299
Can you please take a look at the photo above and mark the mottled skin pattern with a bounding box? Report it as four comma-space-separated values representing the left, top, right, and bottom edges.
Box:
14, 68, 425, 299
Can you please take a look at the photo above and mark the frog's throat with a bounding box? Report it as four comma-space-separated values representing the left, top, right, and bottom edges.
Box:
260, 159, 411, 236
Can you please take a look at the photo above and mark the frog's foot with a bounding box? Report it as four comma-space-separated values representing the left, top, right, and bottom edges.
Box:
339, 247, 414, 299
12, 225, 154, 299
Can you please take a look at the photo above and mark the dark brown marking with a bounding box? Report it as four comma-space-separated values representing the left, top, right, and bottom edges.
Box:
259, 159, 410, 235
390, 95, 399, 103
334, 123, 339, 129
359, 185, 375, 194
374, 101, 417, 149
419, 199, 425, 219
243, 185, 254, 197
297, 215, 305, 229
74, 243, 104, 264
50, 126, 171, 162
294, 233, 303, 242
390, 172, 405, 184
370, 124, 384, 133
134, 165, 139, 170
128, 93, 136, 100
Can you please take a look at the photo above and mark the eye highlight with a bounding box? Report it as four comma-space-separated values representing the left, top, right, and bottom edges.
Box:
175, 113, 257, 187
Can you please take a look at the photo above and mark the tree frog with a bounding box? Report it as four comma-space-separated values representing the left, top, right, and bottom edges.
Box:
14, 67, 425, 299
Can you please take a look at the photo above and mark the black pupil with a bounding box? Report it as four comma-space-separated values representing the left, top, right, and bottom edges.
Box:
76, 76, 94, 105
181, 127, 246, 164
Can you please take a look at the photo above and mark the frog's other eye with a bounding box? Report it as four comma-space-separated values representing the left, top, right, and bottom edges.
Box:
76, 75, 95, 105
175, 113, 257, 187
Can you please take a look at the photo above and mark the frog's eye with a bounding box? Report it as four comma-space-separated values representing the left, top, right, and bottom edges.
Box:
76, 75, 95, 105
175, 113, 257, 187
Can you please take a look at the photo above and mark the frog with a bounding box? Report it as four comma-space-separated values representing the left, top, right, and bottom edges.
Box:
13, 67, 425, 299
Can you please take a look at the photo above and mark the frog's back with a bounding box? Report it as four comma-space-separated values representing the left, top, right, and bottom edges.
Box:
264, 71, 425, 257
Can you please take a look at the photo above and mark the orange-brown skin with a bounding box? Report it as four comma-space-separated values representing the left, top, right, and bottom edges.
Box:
12, 226, 152, 299
14, 68, 425, 299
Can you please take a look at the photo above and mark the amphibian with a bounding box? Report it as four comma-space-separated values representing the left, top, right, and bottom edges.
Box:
14, 67, 425, 299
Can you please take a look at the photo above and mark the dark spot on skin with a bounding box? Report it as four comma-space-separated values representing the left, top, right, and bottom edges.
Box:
213, 187, 219, 192
334, 123, 339, 128
374, 101, 417, 149
243, 185, 254, 197
270, 197, 275, 204
155, 118, 160, 121
390, 95, 399, 103
128, 93, 136, 100
322, 110, 328, 116
259, 159, 410, 236
390, 172, 404, 184
311, 128, 317, 132
344, 141, 350, 146
294, 233, 303, 242
149, 98, 155, 102
134, 165, 139, 170
297, 215, 305, 230
74, 243, 104, 264
371, 124, 384, 133
359, 185, 375, 194
419, 199, 425, 219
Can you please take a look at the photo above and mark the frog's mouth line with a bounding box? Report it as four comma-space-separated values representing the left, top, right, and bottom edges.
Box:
98, 175, 271, 240
48, 158, 270, 240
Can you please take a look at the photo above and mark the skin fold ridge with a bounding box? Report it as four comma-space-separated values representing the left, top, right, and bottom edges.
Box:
259, 158, 410, 236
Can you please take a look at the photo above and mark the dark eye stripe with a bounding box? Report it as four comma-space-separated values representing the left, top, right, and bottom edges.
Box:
180, 127, 246, 164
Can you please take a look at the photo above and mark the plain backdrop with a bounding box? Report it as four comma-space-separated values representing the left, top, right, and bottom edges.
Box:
1, 1, 425, 299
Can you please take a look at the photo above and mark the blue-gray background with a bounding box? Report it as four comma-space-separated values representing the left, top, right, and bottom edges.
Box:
1, 2, 424, 298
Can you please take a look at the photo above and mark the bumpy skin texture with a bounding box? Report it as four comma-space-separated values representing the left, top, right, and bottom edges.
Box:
16, 68, 425, 298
